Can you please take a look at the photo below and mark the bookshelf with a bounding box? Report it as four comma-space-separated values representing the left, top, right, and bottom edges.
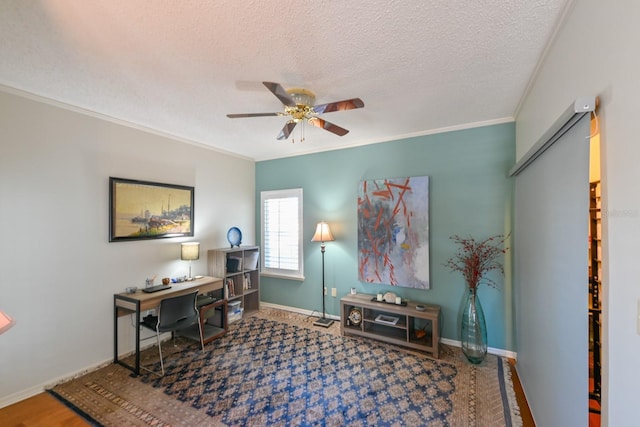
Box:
207, 246, 260, 323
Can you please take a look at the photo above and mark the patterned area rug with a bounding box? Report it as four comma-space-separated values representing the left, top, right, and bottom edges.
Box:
48, 309, 521, 426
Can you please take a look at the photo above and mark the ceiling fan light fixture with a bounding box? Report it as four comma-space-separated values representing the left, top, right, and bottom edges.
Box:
227, 81, 364, 141
286, 88, 316, 107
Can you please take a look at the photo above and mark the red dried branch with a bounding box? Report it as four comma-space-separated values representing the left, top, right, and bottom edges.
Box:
444, 234, 510, 290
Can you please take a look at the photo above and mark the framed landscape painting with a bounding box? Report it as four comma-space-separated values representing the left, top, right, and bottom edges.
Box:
109, 177, 194, 242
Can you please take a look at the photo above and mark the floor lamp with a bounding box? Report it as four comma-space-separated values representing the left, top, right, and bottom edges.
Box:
311, 222, 335, 327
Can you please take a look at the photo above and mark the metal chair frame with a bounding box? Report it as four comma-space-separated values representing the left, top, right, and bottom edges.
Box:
141, 289, 205, 376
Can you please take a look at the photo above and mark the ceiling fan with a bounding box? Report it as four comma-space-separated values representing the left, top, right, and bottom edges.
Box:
227, 81, 364, 141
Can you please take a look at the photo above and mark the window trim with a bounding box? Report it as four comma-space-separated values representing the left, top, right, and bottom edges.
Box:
260, 188, 304, 281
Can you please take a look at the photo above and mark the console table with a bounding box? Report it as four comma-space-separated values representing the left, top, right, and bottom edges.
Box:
113, 276, 223, 375
340, 293, 441, 358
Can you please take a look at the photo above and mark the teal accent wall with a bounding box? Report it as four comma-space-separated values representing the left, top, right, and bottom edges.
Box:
256, 123, 515, 351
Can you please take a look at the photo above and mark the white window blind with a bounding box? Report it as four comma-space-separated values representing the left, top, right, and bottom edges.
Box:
261, 188, 303, 279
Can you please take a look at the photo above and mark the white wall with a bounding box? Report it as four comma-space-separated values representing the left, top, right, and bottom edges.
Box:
0, 89, 255, 406
516, 1, 639, 425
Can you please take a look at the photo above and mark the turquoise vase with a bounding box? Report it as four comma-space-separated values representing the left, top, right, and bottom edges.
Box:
460, 287, 487, 364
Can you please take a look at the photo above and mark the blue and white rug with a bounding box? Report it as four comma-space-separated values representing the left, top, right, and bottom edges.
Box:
49, 310, 521, 426
147, 317, 456, 426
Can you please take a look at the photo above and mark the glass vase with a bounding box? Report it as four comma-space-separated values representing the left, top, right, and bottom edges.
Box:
460, 287, 487, 364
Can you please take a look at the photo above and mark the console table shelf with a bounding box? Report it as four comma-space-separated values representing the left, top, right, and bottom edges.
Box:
340, 293, 440, 358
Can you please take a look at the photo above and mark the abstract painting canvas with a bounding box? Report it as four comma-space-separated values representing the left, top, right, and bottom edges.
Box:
357, 176, 429, 288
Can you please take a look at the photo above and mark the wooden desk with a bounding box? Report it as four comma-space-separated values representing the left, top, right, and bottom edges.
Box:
113, 276, 223, 375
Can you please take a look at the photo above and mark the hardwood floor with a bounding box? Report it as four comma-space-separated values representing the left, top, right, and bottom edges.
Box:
508, 359, 536, 427
0, 393, 89, 426
0, 360, 536, 426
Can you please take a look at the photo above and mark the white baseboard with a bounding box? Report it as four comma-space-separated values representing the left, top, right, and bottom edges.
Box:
0, 384, 49, 409
260, 302, 518, 360
0, 357, 113, 409
440, 337, 518, 359
260, 301, 341, 320
0, 334, 173, 409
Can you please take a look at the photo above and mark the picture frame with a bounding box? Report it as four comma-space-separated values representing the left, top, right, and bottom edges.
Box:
109, 177, 194, 242
374, 314, 400, 326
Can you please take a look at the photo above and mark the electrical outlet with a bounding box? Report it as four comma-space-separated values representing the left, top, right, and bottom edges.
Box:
324, 287, 327, 296
331, 287, 337, 297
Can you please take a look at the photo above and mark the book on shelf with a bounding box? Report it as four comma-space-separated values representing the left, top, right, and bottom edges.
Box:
225, 278, 235, 298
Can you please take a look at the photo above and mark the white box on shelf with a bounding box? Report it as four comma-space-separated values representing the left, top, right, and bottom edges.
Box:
228, 306, 244, 323
374, 314, 399, 326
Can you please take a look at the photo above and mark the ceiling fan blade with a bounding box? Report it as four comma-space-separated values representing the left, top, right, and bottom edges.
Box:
277, 121, 298, 140
308, 117, 349, 136
263, 82, 296, 107
227, 112, 282, 118
313, 98, 364, 114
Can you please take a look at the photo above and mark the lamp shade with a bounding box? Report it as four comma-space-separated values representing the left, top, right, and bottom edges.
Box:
0, 310, 15, 335
311, 222, 335, 243
181, 242, 200, 260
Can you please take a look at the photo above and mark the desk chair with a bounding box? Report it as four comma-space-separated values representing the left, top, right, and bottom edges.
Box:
141, 290, 205, 376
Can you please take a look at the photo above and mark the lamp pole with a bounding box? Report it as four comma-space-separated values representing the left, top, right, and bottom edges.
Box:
320, 242, 327, 320
312, 221, 334, 327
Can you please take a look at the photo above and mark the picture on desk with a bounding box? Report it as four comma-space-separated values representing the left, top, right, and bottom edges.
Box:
109, 177, 194, 242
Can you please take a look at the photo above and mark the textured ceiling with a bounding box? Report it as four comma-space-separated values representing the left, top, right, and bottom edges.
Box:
0, 0, 569, 161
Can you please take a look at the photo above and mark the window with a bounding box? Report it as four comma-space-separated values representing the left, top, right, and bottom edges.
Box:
260, 188, 304, 280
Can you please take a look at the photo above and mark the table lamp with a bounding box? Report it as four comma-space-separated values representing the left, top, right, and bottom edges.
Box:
181, 242, 200, 280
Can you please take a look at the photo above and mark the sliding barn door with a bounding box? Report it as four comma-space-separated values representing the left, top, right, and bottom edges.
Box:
512, 112, 591, 426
